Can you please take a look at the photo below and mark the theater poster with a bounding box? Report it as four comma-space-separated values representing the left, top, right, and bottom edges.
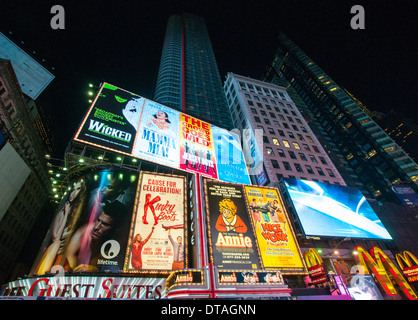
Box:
74, 83, 145, 155
31, 168, 138, 275
133, 100, 180, 168
179, 113, 218, 179
244, 186, 306, 274
204, 180, 260, 270
125, 172, 186, 271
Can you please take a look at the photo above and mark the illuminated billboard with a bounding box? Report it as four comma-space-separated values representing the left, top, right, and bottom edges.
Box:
212, 126, 251, 185
125, 172, 187, 271
204, 180, 260, 270
284, 178, 392, 240
74, 83, 144, 155
243, 186, 306, 273
31, 168, 138, 275
133, 100, 180, 168
0, 32, 54, 99
74, 82, 250, 184
204, 179, 306, 274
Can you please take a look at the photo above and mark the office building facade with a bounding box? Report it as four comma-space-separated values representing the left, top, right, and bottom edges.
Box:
263, 32, 418, 202
224, 73, 346, 186
154, 13, 233, 130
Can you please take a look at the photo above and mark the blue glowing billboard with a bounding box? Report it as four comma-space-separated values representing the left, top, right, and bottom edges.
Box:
284, 179, 392, 240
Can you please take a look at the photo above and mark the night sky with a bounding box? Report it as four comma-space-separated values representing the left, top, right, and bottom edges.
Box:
1, 0, 417, 158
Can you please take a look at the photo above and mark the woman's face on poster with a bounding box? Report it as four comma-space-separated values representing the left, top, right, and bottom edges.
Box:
69, 180, 83, 202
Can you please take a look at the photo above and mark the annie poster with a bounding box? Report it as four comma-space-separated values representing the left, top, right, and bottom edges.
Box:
179, 113, 218, 179
126, 172, 186, 271
133, 100, 180, 168
243, 186, 306, 274
204, 180, 260, 270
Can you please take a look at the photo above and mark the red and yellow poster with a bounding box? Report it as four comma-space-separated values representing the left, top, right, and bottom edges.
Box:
244, 186, 306, 274
179, 113, 218, 179
125, 172, 186, 271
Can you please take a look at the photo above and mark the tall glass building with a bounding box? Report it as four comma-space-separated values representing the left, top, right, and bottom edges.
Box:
154, 13, 233, 130
263, 32, 418, 202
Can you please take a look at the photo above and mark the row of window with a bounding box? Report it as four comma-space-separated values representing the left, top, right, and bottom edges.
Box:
269, 158, 335, 177
266, 147, 328, 164
264, 138, 320, 153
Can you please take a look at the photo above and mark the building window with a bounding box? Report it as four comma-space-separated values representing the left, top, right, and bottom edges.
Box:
326, 168, 335, 177
295, 163, 303, 172
276, 173, 284, 180
297, 134, 304, 141
266, 147, 274, 155
302, 144, 310, 151
313, 146, 320, 153
299, 153, 307, 161
292, 142, 301, 149
277, 149, 286, 157
306, 136, 313, 142
264, 118, 271, 125
301, 126, 307, 133
254, 116, 261, 123
316, 167, 325, 176
251, 108, 257, 114
319, 156, 327, 165
289, 151, 297, 159
283, 161, 292, 171
268, 127, 275, 134
282, 140, 290, 148
309, 155, 318, 163
271, 159, 280, 168
272, 138, 280, 145
278, 129, 285, 136
305, 165, 314, 174
288, 131, 295, 139
263, 136, 269, 143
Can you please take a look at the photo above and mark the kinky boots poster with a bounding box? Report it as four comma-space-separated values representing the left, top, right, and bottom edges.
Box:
204, 179, 260, 270
125, 172, 187, 271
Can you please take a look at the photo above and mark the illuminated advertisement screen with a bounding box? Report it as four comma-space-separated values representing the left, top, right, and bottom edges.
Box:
179, 114, 218, 179
125, 172, 186, 271
31, 168, 138, 275
284, 178, 392, 240
0, 32, 55, 99
391, 185, 418, 207
243, 186, 306, 274
204, 180, 260, 270
212, 126, 251, 185
74, 83, 145, 155
74, 82, 251, 184
133, 99, 180, 168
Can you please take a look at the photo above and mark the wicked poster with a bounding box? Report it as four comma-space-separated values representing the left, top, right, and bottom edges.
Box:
74, 83, 145, 155
204, 179, 260, 270
125, 172, 186, 271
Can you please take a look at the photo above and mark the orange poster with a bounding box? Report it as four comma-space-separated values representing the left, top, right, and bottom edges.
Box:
244, 186, 306, 274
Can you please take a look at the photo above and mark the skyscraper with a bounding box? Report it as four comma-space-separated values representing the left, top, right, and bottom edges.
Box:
263, 32, 418, 202
224, 73, 346, 186
154, 13, 233, 130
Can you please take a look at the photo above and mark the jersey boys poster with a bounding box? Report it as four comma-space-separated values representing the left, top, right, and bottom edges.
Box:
179, 114, 218, 179
244, 186, 306, 274
205, 180, 260, 270
74, 83, 145, 155
133, 100, 180, 168
126, 172, 186, 271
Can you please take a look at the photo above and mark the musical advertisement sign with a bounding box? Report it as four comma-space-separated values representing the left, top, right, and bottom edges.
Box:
74, 82, 251, 185
133, 100, 180, 168
244, 186, 306, 274
74, 83, 144, 155
125, 172, 187, 271
179, 114, 218, 179
204, 180, 260, 270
